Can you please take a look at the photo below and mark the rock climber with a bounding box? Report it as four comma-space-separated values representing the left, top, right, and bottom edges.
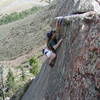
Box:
42, 30, 63, 67
47, 30, 63, 52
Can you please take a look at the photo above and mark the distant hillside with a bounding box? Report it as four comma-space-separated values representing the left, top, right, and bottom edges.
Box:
0, 4, 55, 61
0, 0, 48, 15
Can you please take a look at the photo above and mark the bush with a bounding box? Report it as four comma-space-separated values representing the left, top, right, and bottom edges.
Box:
29, 56, 38, 66
29, 56, 40, 76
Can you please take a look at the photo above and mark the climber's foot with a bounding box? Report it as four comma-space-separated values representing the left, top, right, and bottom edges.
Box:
49, 61, 55, 68
95, 86, 100, 93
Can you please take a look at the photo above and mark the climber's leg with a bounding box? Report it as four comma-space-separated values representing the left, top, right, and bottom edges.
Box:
48, 53, 56, 67
44, 48, 57, 67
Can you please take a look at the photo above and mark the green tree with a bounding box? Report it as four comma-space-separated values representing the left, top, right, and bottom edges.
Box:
0, 65, 5, 100
29, 57, 40, 76
6, 69, 15, 91
20, 67, 26, 81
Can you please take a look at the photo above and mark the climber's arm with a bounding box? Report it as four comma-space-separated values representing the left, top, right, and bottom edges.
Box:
53, 38, 63, 50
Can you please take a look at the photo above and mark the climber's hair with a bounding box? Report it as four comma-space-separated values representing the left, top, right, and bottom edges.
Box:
47, 30, 56, 39
47, 30, 56, 42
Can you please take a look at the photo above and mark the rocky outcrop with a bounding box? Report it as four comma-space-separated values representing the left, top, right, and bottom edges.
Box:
22, 0, 100, 100
54, 0, 100, 18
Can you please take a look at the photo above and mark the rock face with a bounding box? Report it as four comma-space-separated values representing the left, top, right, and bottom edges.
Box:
22, 0, 100, 100
45, 12, 100, 100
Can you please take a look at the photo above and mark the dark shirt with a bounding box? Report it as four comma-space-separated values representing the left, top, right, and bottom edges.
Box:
47, 39, 57, 52
50, 39, 57, 47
